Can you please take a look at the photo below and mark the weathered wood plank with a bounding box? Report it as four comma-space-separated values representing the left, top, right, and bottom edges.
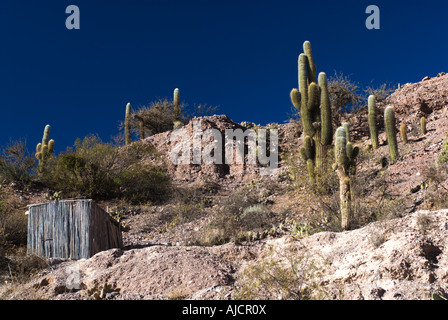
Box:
27, 199, 122, 259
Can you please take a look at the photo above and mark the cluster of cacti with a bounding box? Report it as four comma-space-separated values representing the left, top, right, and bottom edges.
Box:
290, 41, 332, 180
124, 102, 132, 145
368, 95, 428, 163
384, 106, 399, 163
421, 116, 427, 135
35, 125, 55, 170
332, 126, 356, 230
368, 95, 379, 149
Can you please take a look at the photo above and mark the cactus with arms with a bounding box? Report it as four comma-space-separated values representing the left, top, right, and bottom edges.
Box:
35, 124, 55, 170
384, 106, 398, 163
290, 41, 332, 180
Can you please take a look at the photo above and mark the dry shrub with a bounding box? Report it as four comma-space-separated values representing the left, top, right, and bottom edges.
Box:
130, 99, 218, 138
190, 181, 286, 246
364, 82, 395, 103
0, 252, 48, 299
422, 163, 448, 210
0, 140, 35, 188
234, 244, 328, 300
0, 190, 28, 255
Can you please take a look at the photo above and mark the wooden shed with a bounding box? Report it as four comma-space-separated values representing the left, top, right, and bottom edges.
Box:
27, 199, 122, 260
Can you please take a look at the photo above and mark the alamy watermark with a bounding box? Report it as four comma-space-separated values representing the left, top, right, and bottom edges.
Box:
65, 264, 81, 290
169, 119, 278, 176
66, 5, 80, 30
366, 5, 380, 30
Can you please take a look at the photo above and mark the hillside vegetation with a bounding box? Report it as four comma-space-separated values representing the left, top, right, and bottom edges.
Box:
1, 42, 448, 300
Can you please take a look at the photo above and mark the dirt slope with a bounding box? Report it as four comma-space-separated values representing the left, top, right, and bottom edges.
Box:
3, 208, 448, 300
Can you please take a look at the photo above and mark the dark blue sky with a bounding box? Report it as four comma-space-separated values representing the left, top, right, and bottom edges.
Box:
1, 1, 447, 153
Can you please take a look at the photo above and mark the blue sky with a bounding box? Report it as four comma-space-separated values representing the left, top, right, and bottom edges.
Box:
0, 0, 447, 153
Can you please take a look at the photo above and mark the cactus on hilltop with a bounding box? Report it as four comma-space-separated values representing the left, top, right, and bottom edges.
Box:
35, 124, 55, 170
173, 88, 180, 121
290, 41, 332, 180
368, 95, 379, 149
384, 106, 398, 163
125, 102, 132, 145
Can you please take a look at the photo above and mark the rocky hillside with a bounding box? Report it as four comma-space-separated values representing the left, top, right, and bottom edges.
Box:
1, 74, 448, 300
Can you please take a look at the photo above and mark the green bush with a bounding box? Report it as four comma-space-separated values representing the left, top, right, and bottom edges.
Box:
40, 135, 170, 203
439, 133, 448, 164
0, 140, 35, 187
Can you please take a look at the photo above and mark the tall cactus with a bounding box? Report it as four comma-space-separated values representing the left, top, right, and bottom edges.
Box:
173, 88, 180, 121
299, 135, 315, 182
290, 41, 332, 180
384, 106, 398, 163
125, 102, 132, 145
35, 125, 55, 170
368, 95, 379, 149
342, 122, 359, 176
333, 126, 353, 230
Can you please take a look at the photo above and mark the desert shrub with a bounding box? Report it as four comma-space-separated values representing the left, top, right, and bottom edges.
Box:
0, 252, 48, 299
131, 99, 187, 137
41, 135, 170, 203
190, 176, 293, 246
0, 140, 35, 188
364, 82, 395, 103
185, 104, 218, 119
130, 99, 218, 138
0, 191, 28, 254
234, 244, 327, 300
438, 133, 448, 164
422, 163, 448, 209
192, 188, 270, 246
416, 213, 433, 235
328, 72, 364, 126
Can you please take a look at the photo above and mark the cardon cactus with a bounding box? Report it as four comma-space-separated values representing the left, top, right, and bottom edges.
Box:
299, 135, 315, 182
400, 123, 408, 144
384, 106, 399, 163
368, 95, 379, 149
342, 122, 359, 175
291, 41, 332, 180
421, 116, 427, 135
35, 125, 55, 170
125, 102, 132, 145
173, 88, 181, 121
333, 126, 353, 230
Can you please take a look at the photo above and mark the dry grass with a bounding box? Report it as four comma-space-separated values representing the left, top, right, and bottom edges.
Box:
234, 243, 328, 300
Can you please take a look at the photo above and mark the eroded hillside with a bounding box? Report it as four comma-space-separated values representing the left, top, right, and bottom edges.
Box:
2, 74, 448, 300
